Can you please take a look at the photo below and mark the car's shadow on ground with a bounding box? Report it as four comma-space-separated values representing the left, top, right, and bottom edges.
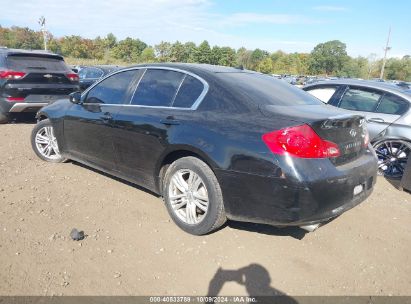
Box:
225, 221, 308, 240
9, 113, 37, 124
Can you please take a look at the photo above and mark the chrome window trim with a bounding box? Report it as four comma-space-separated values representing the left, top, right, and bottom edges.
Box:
81, 66, 209, 110
170, 74, 187, 107
128, 68, 147, 105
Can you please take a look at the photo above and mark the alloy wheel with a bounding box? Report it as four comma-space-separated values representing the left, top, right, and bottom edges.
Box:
34, 126, 62, 160
168, 169, 209, 225
373, 140, 411, 179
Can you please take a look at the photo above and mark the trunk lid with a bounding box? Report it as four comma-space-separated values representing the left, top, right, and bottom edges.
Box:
260, 104, 368, 165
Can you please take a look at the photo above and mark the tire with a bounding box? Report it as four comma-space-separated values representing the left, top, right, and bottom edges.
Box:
0, 111, 9, 124
372, 139, 411, 179
31, 119, 67, 163
163, 156, 226, 235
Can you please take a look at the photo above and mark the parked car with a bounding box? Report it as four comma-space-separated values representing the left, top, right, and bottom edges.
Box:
78, 65, 121, 91
303, 79, 411, 179
31, 64, 377, 235
0, 48, 79, 123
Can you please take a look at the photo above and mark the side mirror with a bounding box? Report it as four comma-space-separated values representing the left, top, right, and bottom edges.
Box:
69, 91, 82, 104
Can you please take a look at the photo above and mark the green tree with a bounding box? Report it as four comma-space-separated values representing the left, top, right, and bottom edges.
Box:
140, 47, 156, 63
60, 35, 91, 58
155, 41, 172, 62
309, 40, 349, 75
170, 41, 187, 62
250, 48, 268, 70
218, 47, 236, 66
236, 47, 253, 69
257, 57, 273, 74
194, 40, 212, 64
111, 37, 147, 62
184, 42, 197, 63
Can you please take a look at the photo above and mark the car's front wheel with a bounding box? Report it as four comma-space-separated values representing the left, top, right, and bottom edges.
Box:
31, 119, 66, 163
163, 156, 226, 235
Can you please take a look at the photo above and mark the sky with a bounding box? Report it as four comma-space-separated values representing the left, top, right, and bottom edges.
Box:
0, 0, 410, 58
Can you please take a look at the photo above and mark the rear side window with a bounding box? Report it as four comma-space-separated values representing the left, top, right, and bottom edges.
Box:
221, 72, 322, 106
85, 70, 139, 104
172, 75, 204, 108
6, 55, 68, 71
339, 88, 382, 112
131, 69, 185, 106
305, 86, 338, 103
376, 93, 409, 115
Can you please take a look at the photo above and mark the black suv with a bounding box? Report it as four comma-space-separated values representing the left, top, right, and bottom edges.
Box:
0, 48, 79, 123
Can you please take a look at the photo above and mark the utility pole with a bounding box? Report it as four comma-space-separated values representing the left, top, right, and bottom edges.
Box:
379, 27, 391, 80
38, 16, 47, 51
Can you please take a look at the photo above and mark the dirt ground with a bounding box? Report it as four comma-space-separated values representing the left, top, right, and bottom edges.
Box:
0, 122, 410, 297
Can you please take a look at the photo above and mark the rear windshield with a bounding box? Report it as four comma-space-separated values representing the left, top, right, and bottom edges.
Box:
6, 55, 68, 71
221, 72, 322, 106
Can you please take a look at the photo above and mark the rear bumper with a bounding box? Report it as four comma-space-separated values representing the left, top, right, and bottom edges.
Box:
216, 149, 378, 227
0, 94, 70, 114
9, 102, 48, 113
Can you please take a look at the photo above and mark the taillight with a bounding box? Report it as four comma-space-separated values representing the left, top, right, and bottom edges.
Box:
0, 70, 26, 80
262, 124, 341, 158
66, 73, 79, 82
6, 97, 25, 102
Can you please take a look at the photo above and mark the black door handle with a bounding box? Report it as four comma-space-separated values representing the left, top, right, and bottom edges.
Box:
161, 116, 180, 125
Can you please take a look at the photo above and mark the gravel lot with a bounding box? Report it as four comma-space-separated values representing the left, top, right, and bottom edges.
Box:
0, 122, 410, 296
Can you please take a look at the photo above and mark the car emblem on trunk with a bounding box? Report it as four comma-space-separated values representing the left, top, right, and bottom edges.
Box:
43, 74, 53, 78
349, 129, 357, 137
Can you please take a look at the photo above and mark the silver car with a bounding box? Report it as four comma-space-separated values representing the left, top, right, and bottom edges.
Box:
303, 80, 411, 179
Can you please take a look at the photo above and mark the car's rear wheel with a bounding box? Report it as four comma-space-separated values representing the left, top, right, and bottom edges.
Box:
31, 119, 66, 163
163, 156, 226, 235
373, 139, 411, 179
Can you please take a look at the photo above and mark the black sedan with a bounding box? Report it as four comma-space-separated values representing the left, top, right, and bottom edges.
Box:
31, 64, 378, 235
78, 65, 121, 91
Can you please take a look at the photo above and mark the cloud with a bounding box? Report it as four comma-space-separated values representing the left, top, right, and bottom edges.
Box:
0, 0, 316, 53
313, 5, 347, 11
220, 13, 319, 27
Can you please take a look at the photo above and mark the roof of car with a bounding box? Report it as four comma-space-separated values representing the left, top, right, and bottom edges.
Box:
304, 79, 411, 100
126, 63, 255, 75
84, 65, 122, 72
0, 47, 63, 59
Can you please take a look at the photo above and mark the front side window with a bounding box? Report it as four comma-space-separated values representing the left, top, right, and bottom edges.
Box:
339, 88, 382, 112
131, 69, 185, 107
305, 86, 338, 103
85, 70, 138, 104
376, 93, 409, 115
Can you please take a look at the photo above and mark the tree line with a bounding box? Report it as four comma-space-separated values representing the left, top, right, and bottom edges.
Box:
1, 25, 410, 81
